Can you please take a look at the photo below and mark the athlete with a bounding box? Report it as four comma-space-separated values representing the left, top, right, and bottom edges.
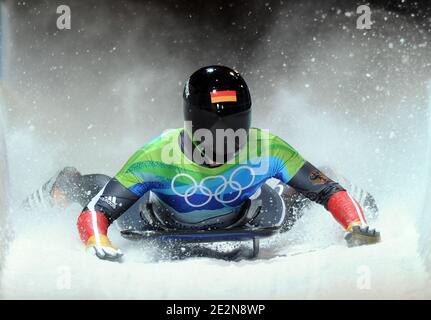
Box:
23, 66, 381, 261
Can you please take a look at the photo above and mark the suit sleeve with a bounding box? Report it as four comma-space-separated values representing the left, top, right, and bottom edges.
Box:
286, 161, 367, 230
286, 161, 345, 208
91, 178, 141, 223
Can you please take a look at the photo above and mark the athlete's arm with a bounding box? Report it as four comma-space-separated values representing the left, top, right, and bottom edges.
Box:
285, 161, 381, 246
76, 130, 180, 260
76, 177, 142, 261
287, 161, 366, 231
76, 142, 153, 260
268, 131, 366, 231
268, 131, 380, 245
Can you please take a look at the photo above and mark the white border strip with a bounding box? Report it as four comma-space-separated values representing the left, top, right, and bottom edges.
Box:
347, 191, 366, 226
87, 185, 107, 246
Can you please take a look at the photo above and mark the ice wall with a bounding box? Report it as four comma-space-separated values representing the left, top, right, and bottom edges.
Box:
0, 108, 8, 284
419, 83, 431, 274
0, 1, 9, 286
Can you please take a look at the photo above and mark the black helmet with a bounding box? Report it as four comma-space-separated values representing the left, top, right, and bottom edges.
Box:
183, 65, 252, 163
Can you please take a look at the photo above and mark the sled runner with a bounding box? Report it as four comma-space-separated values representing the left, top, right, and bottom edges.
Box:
120, 229, 274, 259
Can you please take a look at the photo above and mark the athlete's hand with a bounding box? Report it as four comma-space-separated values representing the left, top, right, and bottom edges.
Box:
345, 225, 381, 248
86, 235, 123, 261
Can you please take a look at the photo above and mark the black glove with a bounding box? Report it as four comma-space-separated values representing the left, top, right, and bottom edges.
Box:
345, 225, 381, 248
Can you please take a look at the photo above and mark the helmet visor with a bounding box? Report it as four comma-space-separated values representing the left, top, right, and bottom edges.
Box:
185, 109, 251, 163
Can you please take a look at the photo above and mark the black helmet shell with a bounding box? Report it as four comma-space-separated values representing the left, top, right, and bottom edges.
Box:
183, 65, 252, 134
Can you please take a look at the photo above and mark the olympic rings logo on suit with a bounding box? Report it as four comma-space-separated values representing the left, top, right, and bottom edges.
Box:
171, 166, 256, 208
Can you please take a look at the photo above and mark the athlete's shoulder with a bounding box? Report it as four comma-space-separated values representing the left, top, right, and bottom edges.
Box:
146, 128, 181, 148
122, 128, 181, 165
137, 128, 181, 153
250, 127, 295, 149
249, 127, 304, 166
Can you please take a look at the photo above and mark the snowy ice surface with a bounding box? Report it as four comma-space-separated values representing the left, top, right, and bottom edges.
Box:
1, 196, 431, 299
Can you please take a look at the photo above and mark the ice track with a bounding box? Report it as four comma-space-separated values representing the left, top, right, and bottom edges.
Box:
2, 198, 430, 299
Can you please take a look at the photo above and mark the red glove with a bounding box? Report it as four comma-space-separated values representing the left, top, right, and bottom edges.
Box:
327, 191, 381, 247
327, 190, 367, 231
77, 209, 123, 261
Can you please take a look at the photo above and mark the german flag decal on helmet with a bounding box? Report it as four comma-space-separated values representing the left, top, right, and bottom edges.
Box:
210, 90, 237, 103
